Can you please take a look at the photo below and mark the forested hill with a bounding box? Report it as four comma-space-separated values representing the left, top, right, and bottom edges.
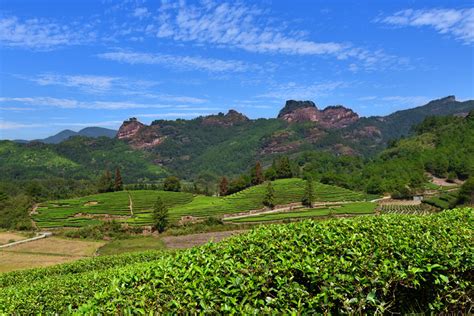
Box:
1, 96, 473, 184
117, 96, 474, 178
298, 111, 474, 196
0, 137, 166, 183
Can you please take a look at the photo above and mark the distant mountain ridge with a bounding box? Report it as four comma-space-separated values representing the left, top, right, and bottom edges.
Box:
114, 95, 474, 177
2, 95, 473, 182
15, 127, 118, 144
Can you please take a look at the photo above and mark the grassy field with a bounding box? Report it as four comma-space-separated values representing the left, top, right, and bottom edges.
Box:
423, 191, 459, 209
227, 202, 376, 223
0, 237, 105, 273
0, 232, 30, 245
97, 237, 165, 256
34, 179, 372, 228
379, 203, 435, 215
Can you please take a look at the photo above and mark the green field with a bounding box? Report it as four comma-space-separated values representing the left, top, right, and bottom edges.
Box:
379, 203, 435, 215
1, 208, 471, 314
227, 202, 376, 223
34, 179, 372, 228
423, 191, 459, 209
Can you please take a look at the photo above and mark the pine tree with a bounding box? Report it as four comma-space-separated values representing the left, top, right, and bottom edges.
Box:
251, 161, 265, 185
263, 182, 275, 209
163, 176, 181, 192
152, 197, 169, 233
275, 156, 293, 179
98, 170, 114, 193
302, 178, 314, 208
219, 177, 228, 196
114, 167, 123, 191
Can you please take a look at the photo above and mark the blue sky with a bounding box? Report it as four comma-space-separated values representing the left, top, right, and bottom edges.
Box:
0, 0, 473, 140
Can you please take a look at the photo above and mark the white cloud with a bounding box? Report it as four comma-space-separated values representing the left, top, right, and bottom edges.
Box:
0, 16, 95, 50
257, 82, 345, 100
97, 51, 255, 72
23, 73, 158, 94
0, 97, 181, 110
358, 95, 430, 108
133, 7, 150, 19
147, 1, 407, 70
132, 112, 212, 118
0, 121, 43, 129
380, 95, 430, 106
377, 8, 474, 45
52, 120, 122, 127
0, 120, 122, 130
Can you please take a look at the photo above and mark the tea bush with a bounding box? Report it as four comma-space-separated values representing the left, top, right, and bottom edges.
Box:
0, 208, 472, 314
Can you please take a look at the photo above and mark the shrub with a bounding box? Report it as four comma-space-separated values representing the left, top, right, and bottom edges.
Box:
1, 209, 472, 314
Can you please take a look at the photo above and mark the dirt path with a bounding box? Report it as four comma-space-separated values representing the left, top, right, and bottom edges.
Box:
429, 174, 463, 186
162, 230, 244, 249
0, 232, 52, 249
128, 192, 134, 216
223, 201, 355, 221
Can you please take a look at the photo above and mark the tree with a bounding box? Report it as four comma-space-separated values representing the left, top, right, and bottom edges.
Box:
457, 177, 474, 206
263, 182, 275, 209
302, 178, 314, 208
163, 176, 181, 192
275, 156, 293, 179
152, 197, 169, 233
97, 170, 114, 193
219, 177, 228, 196
251, 161, 265, 185
114, 167, 123, 191
264, 167, 277, 181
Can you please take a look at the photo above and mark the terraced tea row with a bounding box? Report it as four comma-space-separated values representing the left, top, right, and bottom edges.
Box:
379, 204, 435, 215
1, 208, 471, 314
34, 179, 372, 228
227, 202, 376, 223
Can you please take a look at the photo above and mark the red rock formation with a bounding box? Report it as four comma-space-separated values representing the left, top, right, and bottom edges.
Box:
201, 109, 249, 126
117, 118, 145, 139
277, 100, 359, 128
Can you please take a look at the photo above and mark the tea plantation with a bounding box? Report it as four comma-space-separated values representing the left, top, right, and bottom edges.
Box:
1, 208, 471, 314
34, 178, 371, 228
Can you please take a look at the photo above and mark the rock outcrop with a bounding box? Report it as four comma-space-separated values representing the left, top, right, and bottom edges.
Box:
278, 100, 359, 128
201, 110, 249, 127
117, 118, 145, 139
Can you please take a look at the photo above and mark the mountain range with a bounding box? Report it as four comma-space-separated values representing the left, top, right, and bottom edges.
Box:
2, 95, 473, 182
115, 96, 474, 177
14, 127, 117, 144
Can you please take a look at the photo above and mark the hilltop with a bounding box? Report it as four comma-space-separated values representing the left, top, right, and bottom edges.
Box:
116, 96, 474, 177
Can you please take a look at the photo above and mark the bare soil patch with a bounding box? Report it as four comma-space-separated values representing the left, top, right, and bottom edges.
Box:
162, 231, 244, 249
0, 252, 79, 273
3, 237, 105, 257
84, 201, 99, 206
0, 232, 28, 246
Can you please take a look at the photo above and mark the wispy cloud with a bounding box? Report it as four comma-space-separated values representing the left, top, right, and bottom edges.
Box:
21, 73, 158, 94
0, 15, 95, 50
377, 8, 474, 45
0, 121, 43, 129
0, 120, 121, 130
133, 7, 150, 19
0, 97, 180, 110
146, 1, 407, 71
257, 82, 345, 100
358, 95, 430, 108
132, 112, 212, 118
97, 51, 256, 73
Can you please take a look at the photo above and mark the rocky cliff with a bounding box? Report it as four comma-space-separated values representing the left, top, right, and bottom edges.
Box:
117, 118, 145, 139
277, 100, 359, 128
201, 110, 249, 126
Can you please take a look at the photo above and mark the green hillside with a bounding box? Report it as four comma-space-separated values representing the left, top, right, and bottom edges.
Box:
1, 208, 471, 314
0, 137, 167, 182
34, 179, 371, 228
